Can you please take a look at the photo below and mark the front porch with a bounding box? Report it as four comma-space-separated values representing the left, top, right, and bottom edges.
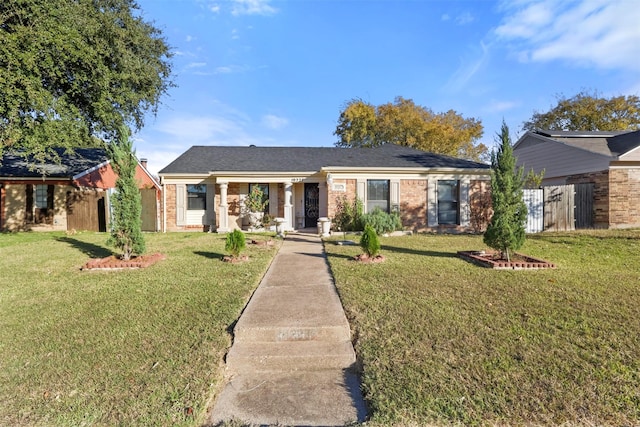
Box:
164, 177, 329, 233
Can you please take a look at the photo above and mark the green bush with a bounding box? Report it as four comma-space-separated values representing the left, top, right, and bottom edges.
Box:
225, 229, 246, 258
360, 224, 381, 257
361, 208, 403, 235
332, 195, 364, 232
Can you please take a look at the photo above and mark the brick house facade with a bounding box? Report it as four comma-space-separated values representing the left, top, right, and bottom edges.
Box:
159, 145, 491, 233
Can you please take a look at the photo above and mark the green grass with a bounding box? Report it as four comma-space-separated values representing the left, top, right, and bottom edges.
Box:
0, 231, 278, 426
325, 230, 640, 426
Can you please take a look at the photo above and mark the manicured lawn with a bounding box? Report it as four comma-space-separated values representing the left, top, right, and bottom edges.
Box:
0, 232, 278, 426
325, 230, 640, 426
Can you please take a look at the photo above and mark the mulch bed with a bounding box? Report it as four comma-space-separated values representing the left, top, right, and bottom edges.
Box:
222, 255, 249, 263
458, 250, 555, 270
353, 254, 386, 263
81, 253, 166, 271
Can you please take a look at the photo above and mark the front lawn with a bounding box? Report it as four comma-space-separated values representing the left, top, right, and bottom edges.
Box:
325, 230, 640, 426
0, 232, 277, 426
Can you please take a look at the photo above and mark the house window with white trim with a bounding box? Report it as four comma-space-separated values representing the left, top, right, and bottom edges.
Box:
367, 180, 389, 212
437, 180, 459, 224
187, 184, 206, 210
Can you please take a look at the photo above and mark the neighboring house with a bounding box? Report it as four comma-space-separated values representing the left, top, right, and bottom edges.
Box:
0, 148, 162, 232
158, 144, 491, 233
514, 129, 640, 229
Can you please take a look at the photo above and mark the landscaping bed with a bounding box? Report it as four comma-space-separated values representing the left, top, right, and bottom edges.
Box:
457, 250, 555, 269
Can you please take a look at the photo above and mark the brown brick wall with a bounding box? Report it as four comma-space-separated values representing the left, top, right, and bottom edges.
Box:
400, 179, 427, 231
165, 184, 177, 231
327, 179, 357, 219
609, 168, 640, 227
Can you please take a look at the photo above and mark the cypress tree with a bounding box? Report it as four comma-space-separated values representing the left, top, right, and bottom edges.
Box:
107, 127, 145, 260
483, 121, 527, 261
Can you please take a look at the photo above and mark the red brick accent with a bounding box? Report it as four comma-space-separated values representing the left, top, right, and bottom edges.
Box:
469, 180, 492, 232
399, 179, 427, 231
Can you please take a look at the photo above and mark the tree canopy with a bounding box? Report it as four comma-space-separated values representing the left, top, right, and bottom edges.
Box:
334, 97, 487, 162
523, 91, 640, 132
0, 0, 173, 159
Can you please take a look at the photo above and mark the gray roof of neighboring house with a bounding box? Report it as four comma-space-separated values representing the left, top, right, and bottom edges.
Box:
525, 129, 640, 158
159, 144, 490, 175
0, 148, 109, 178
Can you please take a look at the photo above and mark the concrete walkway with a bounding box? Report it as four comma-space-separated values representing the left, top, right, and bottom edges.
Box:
209, 232, 367, 426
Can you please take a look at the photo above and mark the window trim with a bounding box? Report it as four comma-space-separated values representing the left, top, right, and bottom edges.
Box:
437, 180, 460, 225
186, 184, 207, 211
367, 179, 390, 213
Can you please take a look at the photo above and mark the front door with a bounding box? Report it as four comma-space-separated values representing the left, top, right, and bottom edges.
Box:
304, 183, 319, 228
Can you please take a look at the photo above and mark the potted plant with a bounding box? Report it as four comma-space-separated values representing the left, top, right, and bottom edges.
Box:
244, 186, 269, 228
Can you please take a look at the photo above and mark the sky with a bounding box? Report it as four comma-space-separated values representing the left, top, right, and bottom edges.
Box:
132, 0, 640, 175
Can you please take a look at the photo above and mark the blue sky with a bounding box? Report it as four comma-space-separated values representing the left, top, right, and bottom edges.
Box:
133, 0, 640, 174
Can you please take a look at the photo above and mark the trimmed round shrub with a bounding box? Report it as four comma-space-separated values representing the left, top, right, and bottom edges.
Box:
361, 208, 403, 235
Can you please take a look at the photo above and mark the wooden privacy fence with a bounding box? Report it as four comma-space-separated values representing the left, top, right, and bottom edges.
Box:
523, 184, 594, 233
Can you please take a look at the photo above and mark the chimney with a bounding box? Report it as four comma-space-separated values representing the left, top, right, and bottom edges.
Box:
140, 158, 148, 169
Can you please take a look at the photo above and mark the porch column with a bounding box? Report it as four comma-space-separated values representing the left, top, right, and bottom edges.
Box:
284, 181, 293, 231
217, 182, 229, 233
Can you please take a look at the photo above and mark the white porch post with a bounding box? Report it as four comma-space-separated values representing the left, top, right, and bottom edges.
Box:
284, 181, 293, 231
217, 182, 229, 233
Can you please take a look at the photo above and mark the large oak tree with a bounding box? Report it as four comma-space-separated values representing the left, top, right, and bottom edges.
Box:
334, 97, 487, 162
0, 0, 173, 160
523, 91, 640, 132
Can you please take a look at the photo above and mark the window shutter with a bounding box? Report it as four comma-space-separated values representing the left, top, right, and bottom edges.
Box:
176, 184, 186, 226
47, 185, 54, 210
25, 184, 34, 223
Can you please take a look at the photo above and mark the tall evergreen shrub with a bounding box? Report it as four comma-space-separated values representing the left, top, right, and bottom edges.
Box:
107, 127, 145, 260
360, 224, 381, 258
483, 121, 527, 261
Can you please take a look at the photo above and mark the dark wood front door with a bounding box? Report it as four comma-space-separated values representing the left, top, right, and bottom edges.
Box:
304, 183, 319, 228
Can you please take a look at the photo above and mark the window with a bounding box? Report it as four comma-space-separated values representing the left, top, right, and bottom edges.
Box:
437, 180, 459, 224
248, 183, 269, 213
35, 185, 48, 209
367, 180, 389, 212
187, 184, 206, 210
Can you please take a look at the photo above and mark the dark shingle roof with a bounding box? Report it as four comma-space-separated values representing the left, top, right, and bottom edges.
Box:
533, 129, 640, 158
159, 144, 489, 174
0, 148, 109, 178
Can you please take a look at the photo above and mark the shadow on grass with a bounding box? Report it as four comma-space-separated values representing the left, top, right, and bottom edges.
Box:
381, 244, 457, 258
326, 252, 355, 261
55, 236, 113, 258
194, 250, 226, 260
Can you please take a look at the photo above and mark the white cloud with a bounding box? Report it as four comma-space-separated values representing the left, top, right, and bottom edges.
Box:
456, 12, 475, 25
186, 62, 207, 69
231, 0, 277, 16
213, 64, 249, 74
261, 114, 289, 130
209, 3, 220, 13
495, 0, 640, 71
483, 99, 520, 113
445, 41, 490, 92
441, 14, 451, 21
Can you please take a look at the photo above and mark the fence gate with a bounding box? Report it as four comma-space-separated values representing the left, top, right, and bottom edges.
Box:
523, 189, 543, 233
574, 183, 594, 229
544, 185, 575, 232
66, 190, 107, 232
140, 189, 158, 231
